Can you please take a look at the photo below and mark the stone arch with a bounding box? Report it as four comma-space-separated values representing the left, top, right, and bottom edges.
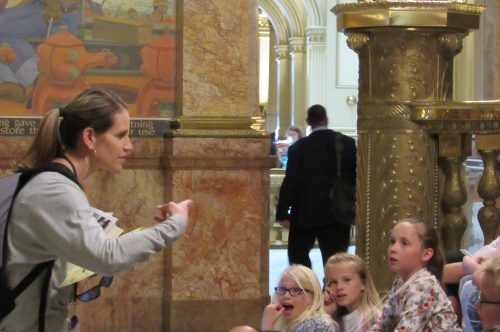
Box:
303, 0, 327, 27
277, 0, 306, 38
258, 0, 290, 44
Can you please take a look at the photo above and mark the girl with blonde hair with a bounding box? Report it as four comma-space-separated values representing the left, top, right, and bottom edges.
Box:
324, 253, 381, 332
262, 264, 338, 331
232, 265, 337, 332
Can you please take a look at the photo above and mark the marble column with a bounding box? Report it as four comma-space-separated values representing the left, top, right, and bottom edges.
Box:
275, 44, 291, 138
289, 37, 307, 131
162, 1, 273, 330
306, 26, 327, 108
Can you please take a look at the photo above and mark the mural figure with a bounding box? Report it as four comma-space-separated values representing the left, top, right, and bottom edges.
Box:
0, 0, 81, 102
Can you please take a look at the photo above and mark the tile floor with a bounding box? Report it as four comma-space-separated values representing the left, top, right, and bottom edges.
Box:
268, 246, 356, 295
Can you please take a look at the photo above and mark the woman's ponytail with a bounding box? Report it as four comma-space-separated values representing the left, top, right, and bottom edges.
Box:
17, 108, 64, 168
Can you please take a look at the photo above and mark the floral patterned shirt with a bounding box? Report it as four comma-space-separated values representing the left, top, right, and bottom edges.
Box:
370, 268, 462, 332
293, 316, 339, 332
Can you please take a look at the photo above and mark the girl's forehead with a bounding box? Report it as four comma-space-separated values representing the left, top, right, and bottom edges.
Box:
391, 222, 418, 236
279, 275, 298, 286
328, 261, 356, 272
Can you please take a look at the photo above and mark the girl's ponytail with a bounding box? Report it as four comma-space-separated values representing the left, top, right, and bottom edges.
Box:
427, 243, 444, 281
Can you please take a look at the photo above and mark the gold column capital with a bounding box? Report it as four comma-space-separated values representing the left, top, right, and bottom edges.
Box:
332, 1, 484, 31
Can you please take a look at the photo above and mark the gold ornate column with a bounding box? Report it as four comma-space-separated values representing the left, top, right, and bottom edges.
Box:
333, 1, 484, 290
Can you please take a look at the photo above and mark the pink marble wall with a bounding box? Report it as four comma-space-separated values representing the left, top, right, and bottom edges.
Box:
177, 0, 259, 118
163, 136, 272, 331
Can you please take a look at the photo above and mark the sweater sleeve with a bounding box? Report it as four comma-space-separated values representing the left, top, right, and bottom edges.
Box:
12, 172, 187, 275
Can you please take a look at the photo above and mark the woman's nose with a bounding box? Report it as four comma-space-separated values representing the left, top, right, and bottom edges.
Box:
124, 137, 133, 152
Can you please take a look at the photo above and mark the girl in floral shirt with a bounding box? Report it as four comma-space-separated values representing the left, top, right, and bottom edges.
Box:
370, 218, 462, 332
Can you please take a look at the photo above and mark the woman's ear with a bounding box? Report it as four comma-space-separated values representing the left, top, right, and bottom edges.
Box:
421, 248, 434, 263
82, 127, 96, 151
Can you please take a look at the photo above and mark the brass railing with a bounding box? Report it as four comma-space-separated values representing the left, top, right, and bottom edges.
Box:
411, 101, 500, 248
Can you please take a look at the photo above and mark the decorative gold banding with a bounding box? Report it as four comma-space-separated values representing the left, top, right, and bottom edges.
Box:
173, 116, 257, 130
410, 101, 500, 120
410, 101, 500, 134
332, 3, 484, 31
166, 116, 269, 138
161, 157, 276, 170
358, 102, 411, 119
332, 2, 484, 15
165, 129, 269, 138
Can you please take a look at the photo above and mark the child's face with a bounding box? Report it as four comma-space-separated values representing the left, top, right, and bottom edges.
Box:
388, 222, 432, 281
276, 275, 312, 320
325, 262, 364, 313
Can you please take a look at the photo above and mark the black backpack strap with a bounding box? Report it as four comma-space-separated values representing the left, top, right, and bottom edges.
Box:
2, 162, 80, 328
11, 262, 53, 299
38, 260, 55, 332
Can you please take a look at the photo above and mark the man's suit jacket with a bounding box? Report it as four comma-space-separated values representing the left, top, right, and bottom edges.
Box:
276, 129, 357, 228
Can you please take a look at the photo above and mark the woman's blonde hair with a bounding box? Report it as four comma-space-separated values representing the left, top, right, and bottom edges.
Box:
18, 88, 127, 168
273, 265, 334, 332
325, 253, 382, 324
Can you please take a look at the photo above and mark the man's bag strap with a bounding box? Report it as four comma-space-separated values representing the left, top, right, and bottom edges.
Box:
335, 133, 343, 177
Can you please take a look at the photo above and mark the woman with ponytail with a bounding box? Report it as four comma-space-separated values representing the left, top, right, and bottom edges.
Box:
1, 89, 192, 332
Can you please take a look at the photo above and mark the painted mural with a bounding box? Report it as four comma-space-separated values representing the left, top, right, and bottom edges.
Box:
0, 0, 175, 136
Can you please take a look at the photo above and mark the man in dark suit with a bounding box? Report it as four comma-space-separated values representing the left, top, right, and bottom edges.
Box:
276, 104, 357, 268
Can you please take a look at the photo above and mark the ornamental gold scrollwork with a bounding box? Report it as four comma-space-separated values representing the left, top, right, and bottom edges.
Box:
477, 149, 500, 244
438, 33, 465, 59
365, 31, 452, 101
347, 33, 370, 54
